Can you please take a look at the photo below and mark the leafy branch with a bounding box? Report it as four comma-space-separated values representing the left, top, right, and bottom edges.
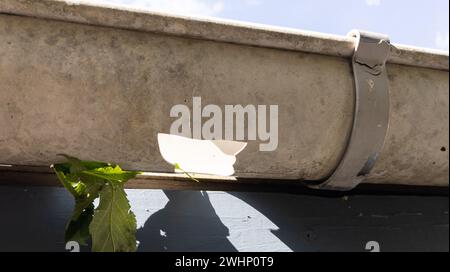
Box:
53, 155, 201, 252
52, 154, 140, 252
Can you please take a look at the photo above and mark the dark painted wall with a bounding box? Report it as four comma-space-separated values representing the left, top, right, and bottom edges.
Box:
0, 186, 448, 252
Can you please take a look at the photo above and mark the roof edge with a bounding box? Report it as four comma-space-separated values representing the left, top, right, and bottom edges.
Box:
1, 0, 448, 70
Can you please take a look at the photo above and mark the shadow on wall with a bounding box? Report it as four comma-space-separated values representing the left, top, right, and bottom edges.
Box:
137, 189, 450, 252
228, 192, 450, 252
0, 186, 448, 252
137, 190, 237, 252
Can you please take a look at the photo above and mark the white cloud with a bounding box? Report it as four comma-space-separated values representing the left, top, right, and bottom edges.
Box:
365, 0, 381, 6
435, 32, 449, 51
94, 0, 225, 16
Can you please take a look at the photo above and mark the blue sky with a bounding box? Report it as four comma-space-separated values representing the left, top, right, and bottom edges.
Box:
92, 0, 449, 51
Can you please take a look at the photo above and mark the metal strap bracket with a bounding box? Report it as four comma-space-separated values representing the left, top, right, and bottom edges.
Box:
311, 30, 391, 191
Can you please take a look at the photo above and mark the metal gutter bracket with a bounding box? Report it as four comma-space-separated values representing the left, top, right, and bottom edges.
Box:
311, 30, 391, 191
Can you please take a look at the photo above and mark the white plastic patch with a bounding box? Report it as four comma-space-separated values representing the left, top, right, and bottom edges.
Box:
157, 133, 247, 176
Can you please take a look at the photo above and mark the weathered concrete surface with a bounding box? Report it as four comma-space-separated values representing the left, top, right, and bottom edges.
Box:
0, 0, 448, 70
0, 14, 354, 180
367, 64, 449, 186
0, 0, 448, 187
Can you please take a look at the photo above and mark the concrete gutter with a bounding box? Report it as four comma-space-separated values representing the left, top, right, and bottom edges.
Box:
0, 0, 448, 189
0, 0, 448, 71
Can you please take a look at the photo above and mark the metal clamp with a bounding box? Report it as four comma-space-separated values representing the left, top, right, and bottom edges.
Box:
311, 30, 391, 191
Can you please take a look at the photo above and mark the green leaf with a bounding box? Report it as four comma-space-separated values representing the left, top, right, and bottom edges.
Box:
71, 178, 104, 220
65, 179, 104, 245
53, 155, 138, 251
82, 165, 140, 183
57, 154, 110, 173
53, 164, 80, 197
89, 182, 137, 252
65, 204, 94, 245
